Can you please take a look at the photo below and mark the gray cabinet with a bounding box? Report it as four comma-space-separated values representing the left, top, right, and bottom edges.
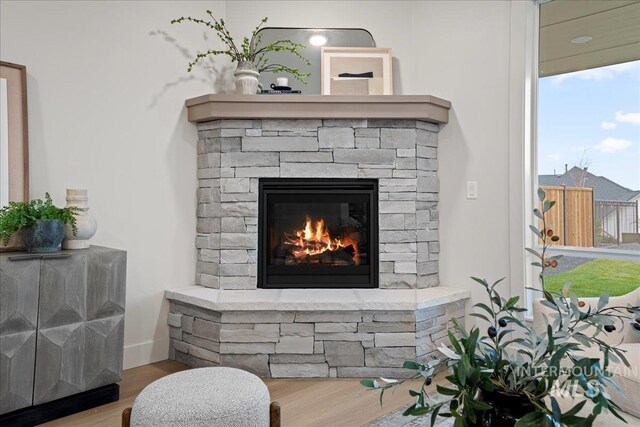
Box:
0, 246, 126, 415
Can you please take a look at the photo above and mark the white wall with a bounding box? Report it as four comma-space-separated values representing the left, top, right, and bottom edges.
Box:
0, 0, 227, 368
409, 1, 519, 316
0, 0, 529, 367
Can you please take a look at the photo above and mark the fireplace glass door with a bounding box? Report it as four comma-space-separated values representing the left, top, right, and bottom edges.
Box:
258, 179, 378, 288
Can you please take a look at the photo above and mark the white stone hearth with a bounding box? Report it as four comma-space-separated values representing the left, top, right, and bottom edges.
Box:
166, 287, 469, 312
166, 287, 469, 378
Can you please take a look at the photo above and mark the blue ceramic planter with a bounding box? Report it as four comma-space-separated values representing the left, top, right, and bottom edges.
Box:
22, 219, 65, 253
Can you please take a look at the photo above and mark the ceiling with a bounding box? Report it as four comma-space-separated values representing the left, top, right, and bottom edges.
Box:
539, 0, 640, 77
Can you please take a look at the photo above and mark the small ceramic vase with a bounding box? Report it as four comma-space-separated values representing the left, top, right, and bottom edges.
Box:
234, 61, 260, 95
23, 219, 65, 253
63, 189, 97, 249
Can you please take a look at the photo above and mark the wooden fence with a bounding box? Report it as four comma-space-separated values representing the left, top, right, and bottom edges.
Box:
540, 186, 593, 247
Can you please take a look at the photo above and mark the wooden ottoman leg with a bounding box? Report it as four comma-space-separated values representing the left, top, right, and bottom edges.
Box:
270, 401, 281, 427
122, 407, 132, 427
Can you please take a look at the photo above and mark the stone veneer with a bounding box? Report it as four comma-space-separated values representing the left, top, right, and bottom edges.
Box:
165, 115, 466, 377
195, 118, 441, 290
167, 299, 465, 378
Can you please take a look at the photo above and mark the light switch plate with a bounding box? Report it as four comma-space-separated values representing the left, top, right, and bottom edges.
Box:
466, 181, 478, 199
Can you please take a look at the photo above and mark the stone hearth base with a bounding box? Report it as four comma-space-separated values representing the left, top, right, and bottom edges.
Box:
166, 287, 468, 378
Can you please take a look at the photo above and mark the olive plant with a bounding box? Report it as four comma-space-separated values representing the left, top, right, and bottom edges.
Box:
362, 188, 640, 427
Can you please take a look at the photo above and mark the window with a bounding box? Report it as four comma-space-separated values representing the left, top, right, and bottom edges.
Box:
535, 0, 640, 298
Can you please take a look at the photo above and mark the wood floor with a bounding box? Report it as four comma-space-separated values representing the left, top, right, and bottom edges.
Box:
42, 360, 422, 427
39, 360, 640, 426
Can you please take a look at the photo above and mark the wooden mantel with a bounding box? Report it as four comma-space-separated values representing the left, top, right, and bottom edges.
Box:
185, 94, 452, 124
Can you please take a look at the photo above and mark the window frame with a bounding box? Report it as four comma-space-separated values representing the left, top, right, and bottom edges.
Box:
507, 0, 540, 315
515, 0, 640, 315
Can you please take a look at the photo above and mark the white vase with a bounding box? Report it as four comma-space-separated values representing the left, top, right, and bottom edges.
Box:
234, 62, 260, 95
63, 189, 97, 250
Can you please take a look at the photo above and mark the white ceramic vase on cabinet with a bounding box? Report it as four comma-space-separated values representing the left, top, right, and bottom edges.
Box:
63, 189, 97, 249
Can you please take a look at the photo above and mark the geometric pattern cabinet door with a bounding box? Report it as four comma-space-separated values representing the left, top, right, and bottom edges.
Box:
84, 248, 126, 390
33, 255, 87, 405
37, 255, 86, 330
33, 322, 85, 405
83, 315, 124, 390
32, 247, 127, 406
0, 258, 40, 415
0, 258, 40, 335
0, 332, 37, 414
86, 249, 126, 323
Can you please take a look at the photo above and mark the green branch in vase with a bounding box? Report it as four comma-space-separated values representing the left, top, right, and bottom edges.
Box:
170, 12, 310, 83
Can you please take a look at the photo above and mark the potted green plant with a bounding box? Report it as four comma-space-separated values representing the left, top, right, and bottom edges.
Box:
171, 11, 310, 94
0, 193, 79, 253
362, 188, 640, 427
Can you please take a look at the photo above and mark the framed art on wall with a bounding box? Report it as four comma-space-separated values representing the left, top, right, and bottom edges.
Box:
320, 47, 393, 95
0, 61, 30, 251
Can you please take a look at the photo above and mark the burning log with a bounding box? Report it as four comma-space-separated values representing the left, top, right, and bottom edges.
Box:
282, 243, 357, 266
279, 216, 360, 265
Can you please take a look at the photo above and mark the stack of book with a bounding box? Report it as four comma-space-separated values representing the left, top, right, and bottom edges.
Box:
259, 89, 302, 95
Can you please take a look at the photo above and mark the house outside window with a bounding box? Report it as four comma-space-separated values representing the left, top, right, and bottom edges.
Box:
536, 0, 640, 298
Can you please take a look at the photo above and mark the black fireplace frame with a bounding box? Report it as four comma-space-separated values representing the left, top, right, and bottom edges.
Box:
258, 178, 378, 289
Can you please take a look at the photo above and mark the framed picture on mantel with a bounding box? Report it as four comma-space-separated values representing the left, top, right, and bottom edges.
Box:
0, 61, 30, 251
320, 47, 393, 96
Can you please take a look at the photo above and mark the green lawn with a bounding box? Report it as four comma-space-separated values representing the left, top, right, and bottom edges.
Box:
544, 258, 640, 297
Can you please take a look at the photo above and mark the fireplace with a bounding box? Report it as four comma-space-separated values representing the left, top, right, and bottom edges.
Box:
258, 178, 378, 288
169, 98, 463, 378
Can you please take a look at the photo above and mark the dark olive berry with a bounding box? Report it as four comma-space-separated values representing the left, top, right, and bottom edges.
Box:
425, 378, 432, 386
604, 324, 616, 333
633, 322, 640, 332
498, 318, 508, 328
488, 326, 498, 338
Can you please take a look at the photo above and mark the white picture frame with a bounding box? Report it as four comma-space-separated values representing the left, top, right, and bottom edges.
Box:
321, 47, 393, 95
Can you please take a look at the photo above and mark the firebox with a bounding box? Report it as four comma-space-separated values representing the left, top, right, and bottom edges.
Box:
258, 179, 378, 288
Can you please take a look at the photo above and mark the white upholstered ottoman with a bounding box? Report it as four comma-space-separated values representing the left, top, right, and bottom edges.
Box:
125, 367, 279, 427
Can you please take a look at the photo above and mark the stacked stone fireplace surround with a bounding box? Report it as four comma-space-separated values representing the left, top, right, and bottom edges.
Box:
166, 117, 468, 378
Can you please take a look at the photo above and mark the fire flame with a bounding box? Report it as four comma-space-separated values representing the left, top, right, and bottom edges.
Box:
283, 217, 359, 264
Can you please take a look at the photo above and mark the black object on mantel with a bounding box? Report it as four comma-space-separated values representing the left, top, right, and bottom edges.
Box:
0, 384, 119, 427
260, 90, 302, 95
338, 72, 374, 78
270, 84, 291, 90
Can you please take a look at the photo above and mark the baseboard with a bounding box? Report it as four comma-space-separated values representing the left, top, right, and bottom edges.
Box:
123, 337, 169, 369
0, 384, 119, 426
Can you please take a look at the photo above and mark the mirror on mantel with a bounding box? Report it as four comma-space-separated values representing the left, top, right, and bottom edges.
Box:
255, 27, 376, 94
